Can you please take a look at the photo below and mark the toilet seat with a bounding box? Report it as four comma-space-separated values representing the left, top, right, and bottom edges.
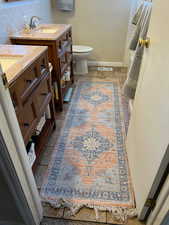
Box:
73, 45, 93, 53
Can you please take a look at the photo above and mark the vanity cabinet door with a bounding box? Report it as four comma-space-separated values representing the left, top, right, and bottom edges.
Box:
9, 78, 38, 143
18, 72, 52, 142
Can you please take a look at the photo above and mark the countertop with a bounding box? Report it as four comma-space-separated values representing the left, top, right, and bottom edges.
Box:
10, 24, 72, 41
0, 45, 48, 84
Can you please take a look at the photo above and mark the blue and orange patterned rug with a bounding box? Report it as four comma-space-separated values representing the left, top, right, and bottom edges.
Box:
41, 79, 136, 223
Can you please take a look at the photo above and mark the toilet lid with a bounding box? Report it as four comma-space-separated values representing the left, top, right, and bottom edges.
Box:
73, 45, 93, 53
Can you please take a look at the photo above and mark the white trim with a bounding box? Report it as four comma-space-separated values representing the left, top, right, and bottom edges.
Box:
0, 66, 43, 225
129, 99, 134, 113
88, 61, 124, 67
147, 175, 169, 225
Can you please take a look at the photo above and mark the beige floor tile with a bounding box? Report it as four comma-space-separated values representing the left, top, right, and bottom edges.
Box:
43, 204, 64, 218
39, 146, 55, 166
106, 211, 122, 224
42, 218, 108, 225
46, 118, 70, 147
106, 212, 143, 225
46, 128, 61, 147
120, 67, 128, 73
34, 165, 48, 189
127, 218, 144, 225
63, 207, 107, 223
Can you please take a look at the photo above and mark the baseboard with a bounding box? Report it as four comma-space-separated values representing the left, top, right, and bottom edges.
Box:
88, 61, 124, 67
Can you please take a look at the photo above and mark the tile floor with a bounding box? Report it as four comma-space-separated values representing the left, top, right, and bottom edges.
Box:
41, 218, 144, 225
34, 67, 143, 225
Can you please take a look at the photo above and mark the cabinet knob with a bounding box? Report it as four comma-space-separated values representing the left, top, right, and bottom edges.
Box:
23, 123, 30, 127
41, 93, 47, 96
139, 37, 150, 48
26, 79, 32, 83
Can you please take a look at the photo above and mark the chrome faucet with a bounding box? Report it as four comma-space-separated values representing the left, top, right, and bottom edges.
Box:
29, 16, 41, 30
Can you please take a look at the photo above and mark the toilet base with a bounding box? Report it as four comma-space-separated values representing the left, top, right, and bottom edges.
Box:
74, 59, 88, 75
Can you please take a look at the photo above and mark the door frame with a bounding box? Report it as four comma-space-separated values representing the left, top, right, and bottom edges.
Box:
0, 130, 35, 225
139, 145, 169, 221
0, 66, 43, 225
160, 212, 169, 225
147, 175, 169, 225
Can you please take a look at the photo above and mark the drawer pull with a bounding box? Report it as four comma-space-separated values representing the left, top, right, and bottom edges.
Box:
41, 93, 48, 96
41, 65, 46, 70
26, 79, 32, 83
23, 123, 30, 127
41, 65, 46, 69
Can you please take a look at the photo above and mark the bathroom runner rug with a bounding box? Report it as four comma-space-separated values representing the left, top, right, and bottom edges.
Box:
41, 79, 137, 223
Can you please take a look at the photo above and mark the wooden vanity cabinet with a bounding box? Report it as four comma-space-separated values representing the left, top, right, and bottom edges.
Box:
9, 49, 56, 171
11, 27, 74, 111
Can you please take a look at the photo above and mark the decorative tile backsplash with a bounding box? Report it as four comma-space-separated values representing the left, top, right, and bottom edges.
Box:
0, 0, 53, 44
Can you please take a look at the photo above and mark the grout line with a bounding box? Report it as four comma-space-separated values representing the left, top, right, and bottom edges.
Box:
63, 207, 66, 218
106, 211, 108, 224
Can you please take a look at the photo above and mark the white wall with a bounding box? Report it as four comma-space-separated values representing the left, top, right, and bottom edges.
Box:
0, 0, 135, 63
52, 0, 132, 63
147, 175, 169, 225
0, 0, 53, 44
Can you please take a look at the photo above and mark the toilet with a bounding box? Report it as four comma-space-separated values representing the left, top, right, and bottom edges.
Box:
73, 45, 93, 75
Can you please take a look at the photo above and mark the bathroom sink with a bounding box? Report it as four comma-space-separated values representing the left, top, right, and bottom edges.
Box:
0, 56, 23, 71
36, 28, 59, 34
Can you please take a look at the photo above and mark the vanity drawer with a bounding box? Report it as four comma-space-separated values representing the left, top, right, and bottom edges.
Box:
15, 64, 39, 103
12, 55, 50, 105
17, 73, 52, 143
14, 73, 52, 143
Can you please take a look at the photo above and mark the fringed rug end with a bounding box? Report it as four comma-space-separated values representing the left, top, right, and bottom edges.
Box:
42, 198, 137, 224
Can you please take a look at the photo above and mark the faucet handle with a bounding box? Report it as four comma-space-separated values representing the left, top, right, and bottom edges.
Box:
30, 16, 41, 29
33, 16, 41, 27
